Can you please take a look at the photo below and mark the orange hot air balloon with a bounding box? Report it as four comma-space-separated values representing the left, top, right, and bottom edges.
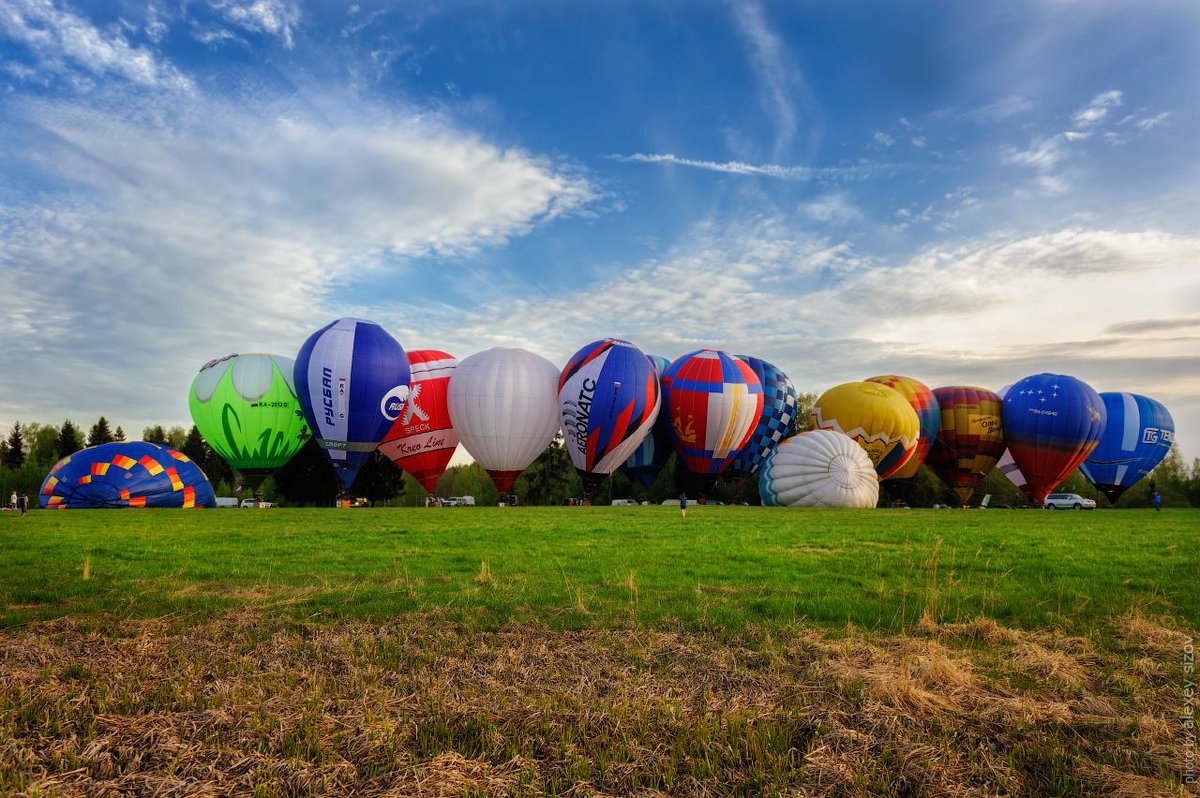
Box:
926, 386, 1006, 503
811, 382, 919, 479
865, 375, 939, 480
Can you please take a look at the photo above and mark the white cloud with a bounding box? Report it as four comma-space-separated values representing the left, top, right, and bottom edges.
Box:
799, 192, 862, 224
728, 0, 800, 158
0, 94, 596, 432
962, 95, 1035, 122
911, 136, 926, 148
0, 0, 192, 90
608, 152, 898, 182
873, 130, 895, 147
1061, 130, 1091, 142
210, 0, 299, 48
1133, 111, 1171, 131
1072, 89, 1123, 128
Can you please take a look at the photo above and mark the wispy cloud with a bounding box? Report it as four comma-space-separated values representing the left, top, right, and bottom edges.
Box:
962, 95, 1035, 122
210, 0, 300, 48
873, 130, 895, 147
608, 152, 902, 182
0, 0, 192, 90
728, 0, 801, 159
1072, 89, 1123, 128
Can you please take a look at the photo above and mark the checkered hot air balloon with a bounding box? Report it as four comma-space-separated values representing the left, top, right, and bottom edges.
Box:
727, 356, 798, 478
558, 339, 661, 493
378, 350, 459, 494
661, 350, 764, 476
39, 442, 216, 509
1079, 392, 1171, 504
1001, 373, 1107, 504
926, 386, 1006, 503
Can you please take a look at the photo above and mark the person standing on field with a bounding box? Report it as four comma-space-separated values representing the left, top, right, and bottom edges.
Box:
17, 493, 28, 516
679, 492, 687, 518
1154, 491, 1162, 511
8, 490, 15, 511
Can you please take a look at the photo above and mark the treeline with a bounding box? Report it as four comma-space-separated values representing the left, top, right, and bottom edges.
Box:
3, 415, 1198, 509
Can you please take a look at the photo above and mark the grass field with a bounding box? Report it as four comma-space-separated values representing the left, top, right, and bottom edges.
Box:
1, 507, 1196, 796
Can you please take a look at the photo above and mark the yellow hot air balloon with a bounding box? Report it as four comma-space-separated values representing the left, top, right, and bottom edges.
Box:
865, 375, 940, 480
812, 382, 919, 479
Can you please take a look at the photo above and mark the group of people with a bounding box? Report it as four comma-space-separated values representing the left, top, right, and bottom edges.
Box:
8, 490, 28, 515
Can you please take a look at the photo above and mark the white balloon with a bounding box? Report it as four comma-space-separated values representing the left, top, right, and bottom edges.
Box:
759, 430, 879, 508
447, 347, 561, 493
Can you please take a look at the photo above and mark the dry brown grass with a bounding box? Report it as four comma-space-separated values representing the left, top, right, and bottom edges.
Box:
0, 611, 1192, 797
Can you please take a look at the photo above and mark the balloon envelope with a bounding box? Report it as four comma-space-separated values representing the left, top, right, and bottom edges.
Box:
728, 356, 799, 477
812, 382, 919, 479
1079, 393, 1174, 503
622, 355, 673, 489
926, 386, 1006, 503
864, 375, 939, 480
378, 350, 459, 494
188, 353, 310, 479
993, 384, 1029, 495
661, 350, 764, 476
759, 430, 879, 508
447, 347, 561, 494
559, 339, 660, 492
294, 318, 411, 490
40, 442, 216, 509
1001, 373, 1106, 503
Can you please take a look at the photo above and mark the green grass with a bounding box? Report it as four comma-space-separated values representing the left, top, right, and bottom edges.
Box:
1, 506, 1195, 632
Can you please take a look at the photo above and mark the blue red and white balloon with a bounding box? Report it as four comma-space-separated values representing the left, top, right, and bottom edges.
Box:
621, 355, 673, 489
661, 349, 763, 476
558, 339, 661, 492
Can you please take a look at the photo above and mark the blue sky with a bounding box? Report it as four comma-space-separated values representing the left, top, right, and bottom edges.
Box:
1, 0, 1198, 458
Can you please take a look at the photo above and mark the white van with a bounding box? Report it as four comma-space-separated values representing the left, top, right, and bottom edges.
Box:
443, 496, 476, 507
214, 497, 238, 508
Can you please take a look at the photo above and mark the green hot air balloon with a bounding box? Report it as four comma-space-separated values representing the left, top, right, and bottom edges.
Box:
188, 353, 310, 483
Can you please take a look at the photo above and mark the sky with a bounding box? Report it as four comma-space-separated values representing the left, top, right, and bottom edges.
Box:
0, 0, 1198, 461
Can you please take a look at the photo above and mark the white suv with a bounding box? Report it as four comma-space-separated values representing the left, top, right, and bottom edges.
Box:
1044, 493, 1096, 510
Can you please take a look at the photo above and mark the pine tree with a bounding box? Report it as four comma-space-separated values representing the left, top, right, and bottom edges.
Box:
87, 416, 115, 447
181, 425, 207, 464
354, 451, 406, 506
113, 426, 126, 442
143, 425, 168, 445
516, 434, 580, 505
55, 420, 84, 459
273, 438, 340, 506
3, 423, 24, 470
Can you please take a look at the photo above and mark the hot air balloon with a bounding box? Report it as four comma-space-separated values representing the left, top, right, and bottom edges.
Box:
447, 347, 560, 494
727, 356, 799, 478
925, 386, 1006, 503
1001, 373, 1106, 504
660, 350, 763, 476
377, 350, 459, 494
558, 339, 661, 493
622, 355, 673, 489
1079, 393, 1174, 504
864, 375, 939, 480
811, 382, 919, 479
759, 430, 879, 508
994, 385, 1029, 495
188, 353, 310, 484
294, 318, 411, 491
40, 442, 216, 509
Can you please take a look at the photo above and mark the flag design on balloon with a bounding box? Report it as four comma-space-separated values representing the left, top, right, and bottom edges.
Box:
188, 353, 310, 482
40, 442, 216, 509
661, 350, 764, 475
558, 339, 661, 493
759, 430, 879, 508
377, 350, 459, 494
926, 386, 1006, 503
1079, 392, 1174, 504
812, 382, 919, 479
864, 375, 939, 480
447, 347, 561, 494
622, 354, 674, 489
294, 318, 411, 490
1001, 373, 1106, 504
728, 356, 798, 477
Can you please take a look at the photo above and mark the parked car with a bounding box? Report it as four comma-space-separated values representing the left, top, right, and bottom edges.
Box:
240, 499, 277, 508
1044, 493, 1096, 510
610, 499, 639, 506
443, 496, 476, 507
214, 497, 238, 508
